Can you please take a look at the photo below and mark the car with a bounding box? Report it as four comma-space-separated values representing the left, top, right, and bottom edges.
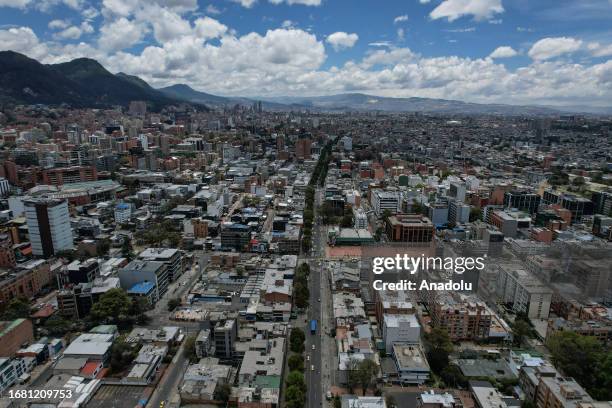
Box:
311, 365, 315, 371
312, 344, 316, 350
317, 298, 321, 302
326, 391, 333, 400
306, 355, 310, 361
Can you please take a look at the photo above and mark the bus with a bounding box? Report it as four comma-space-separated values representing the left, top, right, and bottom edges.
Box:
310, 319, 317, 334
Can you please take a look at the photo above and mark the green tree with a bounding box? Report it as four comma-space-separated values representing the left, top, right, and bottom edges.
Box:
547, 331, 603, 394
43, 315, 73, 336
121, 238, 134, 260
286, 371, 306, 393
167, 297, 181, 311
425, 327, 454, 374
285, 385, 305, 408
511, 319, 532, 347
440, 364, 467, 388
89, 288, 132, 326
288, 354, 305, 372
96, 239, 111, 256
357, 359, 379, 395
290, 328, 306, 353
385, 395, 397, 408
214, 383, 232, 404
1, 297, 31, 320
184, 334, 198, 363
110, 337, 139, 374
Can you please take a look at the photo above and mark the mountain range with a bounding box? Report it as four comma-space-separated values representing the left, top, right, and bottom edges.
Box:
1, 51, 610, 115
0, 51, 186, 110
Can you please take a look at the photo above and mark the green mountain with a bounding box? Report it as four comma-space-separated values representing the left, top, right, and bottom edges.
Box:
0, 51, 193, 111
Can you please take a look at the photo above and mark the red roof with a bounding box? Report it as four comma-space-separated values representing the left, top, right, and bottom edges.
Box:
31, 304, 55, 318
80, 361, 100, 377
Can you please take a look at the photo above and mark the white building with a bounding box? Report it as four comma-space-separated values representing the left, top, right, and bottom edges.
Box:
114, 203, 132, 224
496, 266, 552, 320
24, 198, 73, 258
354, 208, 368, 229
371, 190, 401, 217
0, 177, 9, 197
382, 314, 421, 353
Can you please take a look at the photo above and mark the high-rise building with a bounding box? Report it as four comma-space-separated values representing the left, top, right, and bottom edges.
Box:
24, 198, 73, 258
503, 190, 541, 214
295, 137, 312, 160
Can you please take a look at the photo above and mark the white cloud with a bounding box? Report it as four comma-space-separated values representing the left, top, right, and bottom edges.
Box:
82, 7, 99, 20
394, 15, 409, 24
1, 20, 611, 109
48, 19, 70, 30
397, 28, 405, 42
0, 26, 48, 59
528, 37, 583, 60
53, 21, 94, 40
588, 42, 612, 58
419, 0, 431, 3
230, 0, 257, 7
326, 31, 358, 51
430, 0, 504, 22
194, 17, 227, 40
98, 18, 146, 51
206, 4, 221, 14
0, 0, 31, 8
281, 20, 296, 28
268, 0, 321, 4
489, 46, 517, 58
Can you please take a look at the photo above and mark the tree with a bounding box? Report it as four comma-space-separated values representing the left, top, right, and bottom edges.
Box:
184, 335, 198, 363
547, 331, 603, 394
43, 315, 73, 336
1, 297, 31, 320
96, 239, 110, 256
425, 327, 454, 374
511, 319, 531, 347
214, 383, 232, 404
286, 371, 306, 393
89, 288, 132, 327
285, 385, 305, 408
110, 337, 139, 374
121, 238, 134, 260
440, 364, 467, 388
290, 328, 306, 353
572, 176, 586, 186
346, 357, 361, 394
385, 395, 397, 408
340, 213, 354, 228
167, 297, 181, 311
356, 359, 379, 395
288, 354, 305, 372
469, 207, 482, 222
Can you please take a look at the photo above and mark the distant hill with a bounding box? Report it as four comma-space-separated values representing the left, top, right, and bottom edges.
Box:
0, 51, 192, 110
263, 93, 572, 116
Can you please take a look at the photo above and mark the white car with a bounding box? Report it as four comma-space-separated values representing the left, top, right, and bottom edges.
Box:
312, 344, 316, 350
311, 365, 315, 371
306, 355, 310, 361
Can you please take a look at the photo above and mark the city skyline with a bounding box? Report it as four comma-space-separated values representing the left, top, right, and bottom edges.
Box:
0, 0, 611, 108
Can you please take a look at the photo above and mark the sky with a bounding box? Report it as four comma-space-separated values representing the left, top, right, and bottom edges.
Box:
0, 0, 611, 108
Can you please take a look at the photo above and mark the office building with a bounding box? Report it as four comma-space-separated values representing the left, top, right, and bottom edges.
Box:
118, 260, 169, 302
138, 248, 183, 281
24, 198, 73, 258
504, 191, 541, 214
385, 215, 435, 243
382, 314, 421, 353
496, 266, 552, 320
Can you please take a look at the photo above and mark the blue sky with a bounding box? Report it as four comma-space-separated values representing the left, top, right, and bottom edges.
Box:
1, 0, 611, 107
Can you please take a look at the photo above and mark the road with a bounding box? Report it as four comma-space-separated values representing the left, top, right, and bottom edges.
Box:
146, 342, 189, 408
304, 186, 335, 407
143, 251, 210, 408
